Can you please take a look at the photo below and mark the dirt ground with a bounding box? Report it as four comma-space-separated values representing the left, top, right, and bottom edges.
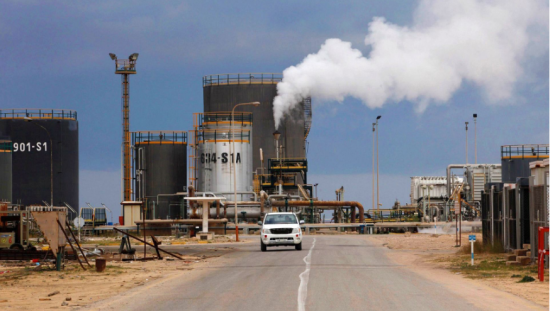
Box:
0, 236, 244, 310
370, 232, 549, 308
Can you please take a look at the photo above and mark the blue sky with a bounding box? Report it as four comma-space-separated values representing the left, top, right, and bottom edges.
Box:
1, 1, 548, 217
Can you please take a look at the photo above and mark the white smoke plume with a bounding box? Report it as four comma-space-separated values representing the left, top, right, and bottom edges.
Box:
273, 0, 548, 128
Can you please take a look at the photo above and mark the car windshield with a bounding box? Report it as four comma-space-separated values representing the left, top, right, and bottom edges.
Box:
264, 214, 297, 225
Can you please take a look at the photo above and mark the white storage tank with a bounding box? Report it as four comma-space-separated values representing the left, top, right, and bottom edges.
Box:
196, 112, 253, 201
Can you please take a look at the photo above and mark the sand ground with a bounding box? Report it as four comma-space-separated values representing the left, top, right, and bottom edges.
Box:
369, 232, 549, 308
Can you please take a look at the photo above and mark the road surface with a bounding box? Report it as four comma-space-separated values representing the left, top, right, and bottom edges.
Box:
87, 236, 541, 311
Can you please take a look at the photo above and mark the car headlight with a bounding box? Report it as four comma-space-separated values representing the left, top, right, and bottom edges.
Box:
292, 227, 300, 233
263, 229, 271, 234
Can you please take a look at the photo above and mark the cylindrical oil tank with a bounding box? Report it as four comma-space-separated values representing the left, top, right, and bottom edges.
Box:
203, 74, 310, 177
0, 139, 12, 203
0, 109, 78, 217
133, 131, 187, 219
501, 144, 549, 183
196, 112, 253, 201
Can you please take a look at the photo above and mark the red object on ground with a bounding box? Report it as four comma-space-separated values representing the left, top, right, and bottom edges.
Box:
119, 216, 124, 225
538, 226, 549, 281
31, 259, 39, 263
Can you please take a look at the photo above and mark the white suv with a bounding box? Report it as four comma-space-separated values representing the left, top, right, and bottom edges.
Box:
258, 212, 304, 251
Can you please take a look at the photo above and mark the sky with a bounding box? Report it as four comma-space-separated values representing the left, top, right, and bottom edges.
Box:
0, 1, 548, 218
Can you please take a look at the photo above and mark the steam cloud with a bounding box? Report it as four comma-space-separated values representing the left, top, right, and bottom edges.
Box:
273, 0, 548, 128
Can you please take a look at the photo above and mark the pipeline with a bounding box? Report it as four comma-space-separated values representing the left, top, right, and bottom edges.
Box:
270, 200, 365, 223
215, 191, 258, 202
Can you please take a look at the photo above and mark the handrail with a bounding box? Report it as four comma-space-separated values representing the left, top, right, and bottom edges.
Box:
0, 109, 77, 120
203, 73, 282, 87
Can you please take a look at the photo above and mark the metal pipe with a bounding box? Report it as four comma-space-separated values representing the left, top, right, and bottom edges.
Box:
490, 185, 494, 246
270, 200, 365, 223
214, 191, 257, 202
135, 219, 228, 225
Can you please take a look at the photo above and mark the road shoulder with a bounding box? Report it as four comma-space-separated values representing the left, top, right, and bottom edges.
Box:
365, 234, 548, 310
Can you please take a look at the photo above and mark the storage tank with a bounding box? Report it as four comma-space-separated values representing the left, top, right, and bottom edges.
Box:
133, 131, 187, 219
0, 109, 78, 217
195, 112, 253, 201
203, 74, 311, 177
501, 145, 549, 183
0, 139, 12, 203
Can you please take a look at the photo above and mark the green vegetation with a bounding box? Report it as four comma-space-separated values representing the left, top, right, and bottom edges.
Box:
517, 276, 535, 283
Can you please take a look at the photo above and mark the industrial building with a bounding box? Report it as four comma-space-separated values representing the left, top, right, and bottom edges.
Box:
480, 144, 549, 265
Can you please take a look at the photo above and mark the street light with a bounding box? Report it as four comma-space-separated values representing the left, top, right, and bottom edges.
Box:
465, 122, 469, 164
231, 101, 260, 242
24, 117, 53, 207
273, 130, 282, 195
372, 123, 376, 219
473, 114, 477, 164
375, 115, 381, 218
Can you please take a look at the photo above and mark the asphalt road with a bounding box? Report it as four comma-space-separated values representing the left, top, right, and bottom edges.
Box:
90, 236, 483, 311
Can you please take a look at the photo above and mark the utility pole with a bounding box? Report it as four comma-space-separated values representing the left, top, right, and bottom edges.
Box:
376, 116, 381, 218
372, 123, 376, 219
473, 114, 477, 164
465, 122, 469, 164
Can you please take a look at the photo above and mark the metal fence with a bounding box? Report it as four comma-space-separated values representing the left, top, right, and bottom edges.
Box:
0, 109, 77, 120
203, 73, 282, 86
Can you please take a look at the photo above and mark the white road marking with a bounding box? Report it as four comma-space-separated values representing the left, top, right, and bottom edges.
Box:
298, 238, 316, 311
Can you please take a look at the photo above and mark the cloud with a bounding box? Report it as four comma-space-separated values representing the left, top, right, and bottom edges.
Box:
273, 0, 548, 128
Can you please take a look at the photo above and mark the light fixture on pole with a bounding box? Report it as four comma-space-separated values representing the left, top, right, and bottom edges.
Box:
110, 52, 138, 203
473, 114, 477, 164
375, 115, 381, 218
231, 101, 260, 242
24, 117, 53, 207
372, 123, 376, 219
273, 130, 282, 195
465, 122, 469, 164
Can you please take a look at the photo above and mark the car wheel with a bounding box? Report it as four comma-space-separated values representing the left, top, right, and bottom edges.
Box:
261, 240, 267, 252
295, 242, 302, 251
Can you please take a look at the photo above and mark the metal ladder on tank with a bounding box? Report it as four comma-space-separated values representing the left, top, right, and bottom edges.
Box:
303, 97, 312, 140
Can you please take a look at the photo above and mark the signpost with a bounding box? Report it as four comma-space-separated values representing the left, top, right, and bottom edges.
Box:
469, 235, 476, 266
73, 217, 85, 242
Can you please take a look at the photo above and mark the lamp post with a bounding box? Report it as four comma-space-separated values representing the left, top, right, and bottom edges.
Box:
372, 123, 376, 219
231, 101, 260, 242
465, 122, 469, 164
375, 115, 381, 218
473, 114, 477, 164
273, 130, 281, 195
24, 117, 53, 207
